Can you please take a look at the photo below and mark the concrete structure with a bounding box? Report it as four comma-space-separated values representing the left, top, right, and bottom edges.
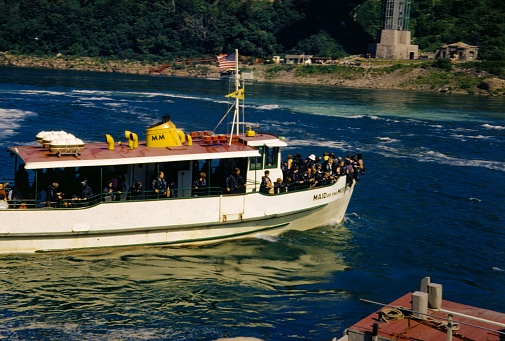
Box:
272, 56, 282, 64
284, 54, 313, 65
367, 0, 419, 59
435, 41, 479, 60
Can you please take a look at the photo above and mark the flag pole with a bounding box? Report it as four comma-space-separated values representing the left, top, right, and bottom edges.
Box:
229, 49, 240, 145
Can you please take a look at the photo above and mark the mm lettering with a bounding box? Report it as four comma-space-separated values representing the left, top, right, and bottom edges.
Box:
151, 135, 166, 141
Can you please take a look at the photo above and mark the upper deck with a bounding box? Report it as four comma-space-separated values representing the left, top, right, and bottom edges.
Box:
9, 133, 286, 170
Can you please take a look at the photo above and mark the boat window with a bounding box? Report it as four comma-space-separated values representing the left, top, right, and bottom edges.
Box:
264, 146, 279, 169
249, 146, 264, 170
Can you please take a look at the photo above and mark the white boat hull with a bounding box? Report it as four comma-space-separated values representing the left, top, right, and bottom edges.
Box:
0, 177, 354, 253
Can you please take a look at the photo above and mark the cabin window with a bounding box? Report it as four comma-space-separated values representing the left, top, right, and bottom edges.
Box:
249, 146, 264, 170
264, 146, 279, 169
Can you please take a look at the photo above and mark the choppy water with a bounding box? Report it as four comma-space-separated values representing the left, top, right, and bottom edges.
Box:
0, 66, 504, 340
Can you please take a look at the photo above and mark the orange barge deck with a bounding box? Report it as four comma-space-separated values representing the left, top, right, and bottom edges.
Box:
340, 280, 505, 340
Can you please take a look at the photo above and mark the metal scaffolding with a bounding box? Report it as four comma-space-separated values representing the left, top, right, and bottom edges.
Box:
381, 0, 412, 31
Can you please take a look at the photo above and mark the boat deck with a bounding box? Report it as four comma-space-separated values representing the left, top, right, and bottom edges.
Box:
10, 133, 281, 170
342, 292, 505, 340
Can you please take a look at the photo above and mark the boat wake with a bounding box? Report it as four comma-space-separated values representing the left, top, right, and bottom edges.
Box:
254, 234, 278, 243
256, 104, 281, 110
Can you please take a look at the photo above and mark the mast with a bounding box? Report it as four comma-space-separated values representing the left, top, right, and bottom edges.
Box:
229, 49, 242, 146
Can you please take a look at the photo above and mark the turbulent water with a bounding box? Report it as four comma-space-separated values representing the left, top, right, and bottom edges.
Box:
0, 66, 504, 340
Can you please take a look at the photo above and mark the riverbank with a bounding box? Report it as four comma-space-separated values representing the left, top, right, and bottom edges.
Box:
1, 52, 504, 96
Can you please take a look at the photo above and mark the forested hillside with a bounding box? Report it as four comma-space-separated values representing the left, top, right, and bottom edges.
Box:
0, 0, 504, 61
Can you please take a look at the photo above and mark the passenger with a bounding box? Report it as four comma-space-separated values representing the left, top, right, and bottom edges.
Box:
319, 172, 333, 186
323, 151, 329, 162
226, 167, 246, 194
281, 160, 290, 180
260, 170, 274, 194
345, 159, 354, 187
0, 193, 8, 209
274, 178, 287, 194
306, 154, 316, 170
152, 171, 170, 198
356, 153, 365, 175
335, 159, 346, 176
192, 172, 207, 196
290, 166, 305, 190
103, 180, 117, 201
331, 156, 339, 174
286, 154, 293, 171
80, 180, 93, 200
351, 155, 361, 182
293, 153, 304, 172
15, 164, 29, 198
129, 181, 143, 200
47, 181, 63, 207
117, 173, 127, 194
72, 180, 93, 205
315, 164, 324, 185
303, 167, 317, 188
0, 182, 9, 199
322, 157, 334, 176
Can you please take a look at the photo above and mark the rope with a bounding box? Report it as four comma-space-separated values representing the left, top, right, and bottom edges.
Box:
381, 307, 405, 322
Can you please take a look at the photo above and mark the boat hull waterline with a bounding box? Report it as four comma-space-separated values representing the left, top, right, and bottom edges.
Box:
0, 178, 354, 253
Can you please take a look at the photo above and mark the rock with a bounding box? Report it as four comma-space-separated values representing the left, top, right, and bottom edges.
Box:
478, 77, 505, 92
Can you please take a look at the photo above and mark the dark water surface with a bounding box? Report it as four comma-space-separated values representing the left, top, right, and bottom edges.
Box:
0, 67, 504, 340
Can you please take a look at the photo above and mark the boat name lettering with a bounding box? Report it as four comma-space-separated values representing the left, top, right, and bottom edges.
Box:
151, 134, 166, 141
313, 187, 345, 201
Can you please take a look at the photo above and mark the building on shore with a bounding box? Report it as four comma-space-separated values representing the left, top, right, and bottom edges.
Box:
284, 54, 313, 65
435, 42, 479, 61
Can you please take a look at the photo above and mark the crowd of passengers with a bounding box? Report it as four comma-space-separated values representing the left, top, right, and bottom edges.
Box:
0, 167, 132, 209
259, 152, 365, 195
0, 152, 364, 209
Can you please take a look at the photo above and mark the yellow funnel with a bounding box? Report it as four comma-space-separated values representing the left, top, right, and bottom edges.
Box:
146, 115, 185, 147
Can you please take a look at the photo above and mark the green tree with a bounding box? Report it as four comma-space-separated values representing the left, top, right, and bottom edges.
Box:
291, 31, 346, 58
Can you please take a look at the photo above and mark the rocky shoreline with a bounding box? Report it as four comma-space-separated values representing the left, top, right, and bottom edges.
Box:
2, 52, 504, 95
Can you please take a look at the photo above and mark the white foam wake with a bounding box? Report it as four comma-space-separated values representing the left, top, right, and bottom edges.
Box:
0, 108, 37, 138
482, 123, 505, 130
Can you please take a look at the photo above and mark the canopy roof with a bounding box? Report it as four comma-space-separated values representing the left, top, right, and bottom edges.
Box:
8, 133, 286, 170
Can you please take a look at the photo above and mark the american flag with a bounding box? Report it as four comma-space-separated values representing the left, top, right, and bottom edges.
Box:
217, 53, 236, 71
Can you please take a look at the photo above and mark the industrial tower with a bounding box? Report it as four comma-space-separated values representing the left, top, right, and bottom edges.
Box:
367, 0, 418, 59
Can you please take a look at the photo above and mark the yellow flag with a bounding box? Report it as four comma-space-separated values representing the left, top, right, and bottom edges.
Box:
225, 88, 244, 100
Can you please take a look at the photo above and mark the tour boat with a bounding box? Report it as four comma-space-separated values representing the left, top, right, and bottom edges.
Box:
0, 51, 358, 254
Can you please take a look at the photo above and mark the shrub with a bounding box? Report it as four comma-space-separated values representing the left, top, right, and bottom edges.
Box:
431, 59, 453, 71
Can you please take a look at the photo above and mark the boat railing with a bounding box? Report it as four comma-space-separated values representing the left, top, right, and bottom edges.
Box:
3, 186, 225, 210
2, 178, 346, 210
256, 176, 344, 195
